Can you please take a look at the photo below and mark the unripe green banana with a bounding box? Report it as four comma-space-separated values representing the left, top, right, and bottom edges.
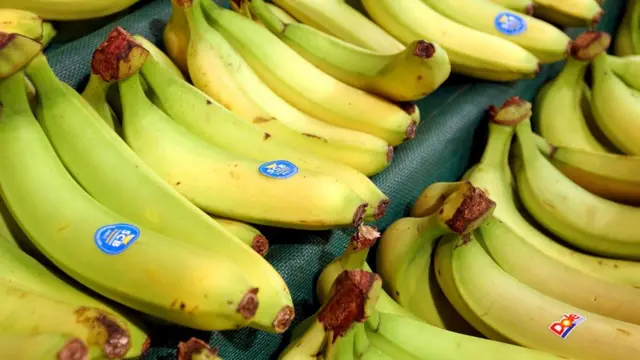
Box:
119, 72, 367, 230
80, 73, 117, 129
250, 0, 450, 102
203, 0, 418, 146
421, 0, 570, 64
0, 69, 259, 331
141, 54, 389, 221
532, 0, 603, 27
211, 217, 269, 257
133, 34, 185, 80
0, 333, 88, 360
606, 54, 640, 93
361, 0, 540, 81
272, 0, 404, 54
41, 22, 56, 47
0, 8, 43, 40
614, 0, 640, 56
265, 2, 297, 24
0, 32, 42, 78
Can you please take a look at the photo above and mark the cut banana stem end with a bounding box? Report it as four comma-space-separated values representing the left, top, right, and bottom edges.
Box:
0, 32, 42, 79
213, 217, 269, 257
177, 338, 221, 360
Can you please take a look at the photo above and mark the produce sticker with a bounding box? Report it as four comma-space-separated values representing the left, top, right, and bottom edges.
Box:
95, 223, 140, 255
258, 160, 299, 179
495, 12, 527, 36
548, 313, 586, 339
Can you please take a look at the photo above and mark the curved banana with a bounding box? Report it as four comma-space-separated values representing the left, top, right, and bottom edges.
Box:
607, 54, 640, 92
211, 217, 269, 257
377, 182, 493, 334
361, 0, 539, 81
0, 32, 41, 78
251, 0, 450, 102
533, 31, 609, 152
535, 135, 640, 204
418, 101, 640, 287
1, 0, 141, 20
0, 333, 88, 360
0, 69, 259, 331
421, 0, 570, 64
444, 231, 640, 360
613, 0, 640, 56
272, 0, 403, 54
532, 0, 603, 27
182, 0, 392, 176
203, 0, 418, 146
80, 73, 117, 129
120, 72, 367, 230
489, 0, 535, 14
0, 9, 43, 40
141, 55, 389, 221
164, 0, 190, 75
41, 21, 56, 47
25, 32, 293, 333
265, 2, 297, 24
133, 34, 185, 80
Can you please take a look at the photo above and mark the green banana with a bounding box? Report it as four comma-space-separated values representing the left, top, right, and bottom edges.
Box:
250, 0, 450, 102
80, 73, 117, 129
211, 217, 269, 257
614, 0, 640, 56
140, 54, 389, 221
0, 8, 43, 40
177, 338, 222, 360
0, 333, 88, 360
532, 0, 603, 27
132, 34, 185, 80
0, 32, 42, 78
25, 31, 293, 333
606, 54, 640, 93
0, 69, 259, 330
420, 0, 570, 64
272, 0, 404, 54
41, 22, 56, 48
533, 31, 610, 152
488, 0, 535, 14
119, 72, 367, 230
203, 0, 418, 146
182, 0, 392, 176
265, 2, 297, 24
376, 182, 492, 334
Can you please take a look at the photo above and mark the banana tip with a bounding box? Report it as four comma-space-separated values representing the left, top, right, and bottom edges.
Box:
57, 338, 89, 360
350, 225, 381, 251
237, 288, 260, 320
405, 121, 418, 140
252, 234, 269, 257
273, 305, 295, 333
414, 40, 436, 59
374, 199, 390, 220
386, 146, 394, 163
177, 338, 218, 360
445, 185, 495, 234
353, 203, 368, 227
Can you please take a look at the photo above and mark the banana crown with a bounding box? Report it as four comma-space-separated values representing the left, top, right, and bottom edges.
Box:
91, 27, 150, 82
570, 31, 611, 61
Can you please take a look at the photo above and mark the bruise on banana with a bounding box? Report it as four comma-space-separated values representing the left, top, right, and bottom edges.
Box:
177, 337, 219, 360
91, 26, 149, 82
75, 307, 132, 359
57, 338, 89, 360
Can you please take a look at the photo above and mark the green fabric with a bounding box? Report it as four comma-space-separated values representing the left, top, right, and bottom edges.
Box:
42, 1, 625, 358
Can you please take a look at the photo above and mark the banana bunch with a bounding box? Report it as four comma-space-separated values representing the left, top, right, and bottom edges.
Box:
615, 0, 640, 56
1, 0, 140, 20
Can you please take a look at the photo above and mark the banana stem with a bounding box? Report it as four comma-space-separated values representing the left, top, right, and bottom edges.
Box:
24, 53, 59, 96
339, 225, 380, 270
481, 124, 515, 167
0, 70, 31, 113
118, 72, 146, 117
532, 133, 555, 158
250, 0, 286, 33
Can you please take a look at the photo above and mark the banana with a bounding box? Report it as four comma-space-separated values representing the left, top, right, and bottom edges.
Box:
421, 0, 570, 64
361, 0, 540, 81
133, 34, 185, 80
533, 31, 610, 152
178, 338, 222, 360
272, 0, 404, 54
182, 0, 392, 176
250, 0, 450, 102
80, 74, 117, 129
1, 0, 140, 20
211, 217, 269, 257
417, 99, 640, 287
606, 54, 640, 93
120, 72, 367, 230
25, 30, 293, 333
532, 0, 603, 27
41, 21, 56, 47
0, 32, 42, 78
0, 8, 43, 40
488, 0, 535, 14
0, 333, 88, 360
442, 231, 640, 360
203, 1, 418, 146
514, 100, 640, 260
535, 135, 640, 204
0, 69, 259, 330
614, 0, 640, 56
164, 0, 190, 75
140, 54, 389, 221
377, 182, 493, 334
265, 2, 297, 24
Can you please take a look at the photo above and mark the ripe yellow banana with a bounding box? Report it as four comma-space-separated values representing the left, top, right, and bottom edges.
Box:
182, 0, 392, 176
488, 0, 535, 14
441, 231, 640, 360
0, 8, 43, 40
133, 34, 185, 80
120, 72, 367, 230
421, 0, 570, 64
141, 55, 389, 221
361, 0, 540, 81
1, 0, 141, 20
164, 0, 190, 75
272, 0, 404, 54
532, 0, 603, 27
533, 31, 610, 152
203, 1, 418, 146
376, 182, 493, 334
0, 333, 89, 360
250, 0, 450, 102
0, 32, 41, 78
25, 31, 293, 333
0, 69, 259, 330
211, 217, 269, 257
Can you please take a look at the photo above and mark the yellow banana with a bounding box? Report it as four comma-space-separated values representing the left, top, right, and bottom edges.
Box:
532, 0, 603, 27
0, 8, 43, 40
614, 0, 640, 56
0, 32, 41, 78
488, 0, 535, 14
265, 2, 297, 24
0, 333, 89, 360
164, 0, 190, 75
41, 21, 56, 47
211, 217, 269, 257
1, 0, 141, 20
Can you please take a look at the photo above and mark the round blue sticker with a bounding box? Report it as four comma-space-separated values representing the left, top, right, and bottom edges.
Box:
94, 223, 140, 255
258, 160, 299, 179
495, 12, 527, 36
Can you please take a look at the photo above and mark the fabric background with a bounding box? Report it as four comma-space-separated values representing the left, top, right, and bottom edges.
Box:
41, 0, 626, 358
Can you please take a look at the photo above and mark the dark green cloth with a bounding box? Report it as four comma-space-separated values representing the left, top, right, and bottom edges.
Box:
43, 1, 626, 358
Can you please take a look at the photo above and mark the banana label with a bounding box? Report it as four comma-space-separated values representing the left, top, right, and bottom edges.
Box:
258, 160, 299, 179
548, 313, 586, 339
94, 224, 140, 255
495, 12, 527, 36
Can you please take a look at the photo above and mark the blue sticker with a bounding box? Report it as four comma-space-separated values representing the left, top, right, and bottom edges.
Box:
259, 160, 299, 179
495, 12, 527, 35
94, 223, 140, 255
